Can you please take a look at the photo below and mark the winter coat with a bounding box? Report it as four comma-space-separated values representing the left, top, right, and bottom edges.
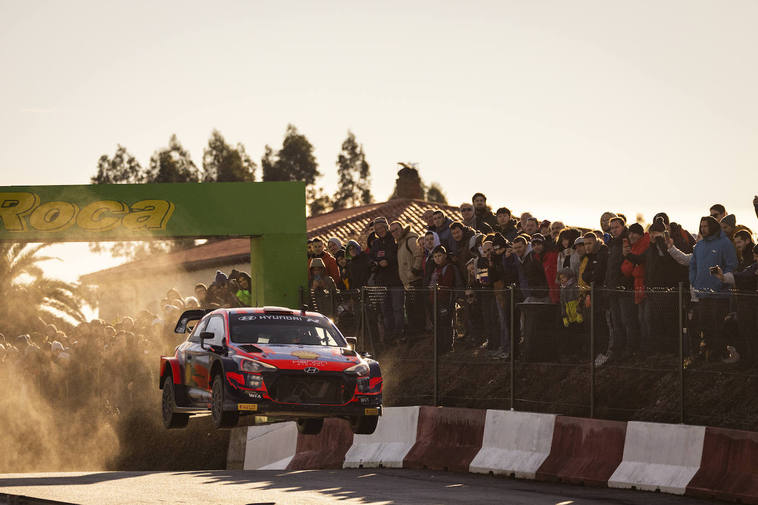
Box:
732, 261, 758, 293
582, 243, 609, 287
347, 251, 372, 290
637, 236, 689, 289
434, 217, 455, 253
474, 209, 498, 234
495, 219, 519, 242
537, 250, 559, 303
605, 232, 633, 290
515, 249, 549, 300
452, 226, 476, 276
689, 230, 738, 298
556, 248, 582, 281
396, 226, 421, 288
310, 251, 341, 286
370, 232, 403, 287
621, 233, 650, 304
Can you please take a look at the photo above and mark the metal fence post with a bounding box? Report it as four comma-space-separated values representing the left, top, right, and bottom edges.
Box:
677, 282, 685, 424
590, 282, 595, 419
299, 285, 304, 310
509, 285, 515, 411
433, 283, 439, 407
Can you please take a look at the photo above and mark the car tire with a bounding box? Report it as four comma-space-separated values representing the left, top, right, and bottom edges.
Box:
350, 415, 378, 435
162, 379, 189, 429
296, 418, 324, 435
211, 374, 239, 429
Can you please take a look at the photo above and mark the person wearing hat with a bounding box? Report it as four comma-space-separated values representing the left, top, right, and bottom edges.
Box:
556, 228, 583, 281
327, 237, 343, 258
531, 233, 559, 303
620, 222, 651, 350
345, 239, 371, 290
449, 221, 476, 276
428, 245, 456, 353
310, 237, 341, 286
719, 214, 753, 263
371, 216, 405, 343
390, 220, 424, 335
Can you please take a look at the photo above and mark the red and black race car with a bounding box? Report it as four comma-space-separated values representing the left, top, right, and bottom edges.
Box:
159, 306, 382, 434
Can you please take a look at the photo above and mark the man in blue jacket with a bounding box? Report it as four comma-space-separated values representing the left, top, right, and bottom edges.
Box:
689, 215, 738, 361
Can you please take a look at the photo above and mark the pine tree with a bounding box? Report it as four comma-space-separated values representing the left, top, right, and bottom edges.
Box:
146, 135, 199, 183
333, 131, 372, 209
90, 145, 145, 184
261, 124, 320, 185
202, 130, 256, 182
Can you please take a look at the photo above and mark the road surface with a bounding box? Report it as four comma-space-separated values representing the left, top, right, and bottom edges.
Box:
0, 469, 718, 505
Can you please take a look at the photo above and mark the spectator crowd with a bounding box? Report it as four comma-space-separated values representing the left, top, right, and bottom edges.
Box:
306, 193, 758, 366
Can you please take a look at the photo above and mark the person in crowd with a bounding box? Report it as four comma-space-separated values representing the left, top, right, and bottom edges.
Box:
754, 195, 758, 219
327, 237, 343, 258
539, 220, 552, 238
334, 249, 348, 290
235, 272, 252, 306
310, 238, 341, 286
460, 203, 476, 229
550, 221, 566, 241
346, 240, 371, 290
531, 233, 559, 303
475, 236, 501, 351
709, 204, 727, 222
432, 210, 455, 252
491, 233, 516, 358
422, 230, 441, 286
720, 214, 753, 262
512, 235, 549, 302
390, 220, 424, 336
653, 212, 696, 254
621, 222, 650, 350
449, 221, 476, 275
575, 237, 589, 290
494, 207, 519, 241
421, 210, 436, 231
599, 212, 616, 244
602, 216, 640, 360
713, 235, 758, 365
522, 217, 539, 237
309, 257, 337, 317
428, 245, 456, 353
556, 228, 583, 280
558, 267, 584, 355
472, 193, 498, 233
193, 283, 208, 307
581, 231, 611, 363
690, 215, 738, 362
371, 217, 404, 343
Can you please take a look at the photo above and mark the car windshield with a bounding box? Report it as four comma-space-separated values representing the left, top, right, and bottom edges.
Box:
229, 313, 346, 347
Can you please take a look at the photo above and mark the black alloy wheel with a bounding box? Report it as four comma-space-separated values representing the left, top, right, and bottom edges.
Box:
161, 378, 189, 429
211, 374, 239, 429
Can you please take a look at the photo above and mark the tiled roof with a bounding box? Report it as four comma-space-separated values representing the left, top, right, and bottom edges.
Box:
81, 199, 461, 282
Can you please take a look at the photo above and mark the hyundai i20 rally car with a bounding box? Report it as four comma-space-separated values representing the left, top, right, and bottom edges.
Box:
159, 307, 382, 435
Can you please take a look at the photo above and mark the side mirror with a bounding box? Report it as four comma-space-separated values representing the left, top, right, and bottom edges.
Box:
345, 337, 357, 351
200, 331, 214, 350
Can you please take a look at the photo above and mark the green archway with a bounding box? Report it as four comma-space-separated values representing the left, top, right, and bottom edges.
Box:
0, 182, 306, 308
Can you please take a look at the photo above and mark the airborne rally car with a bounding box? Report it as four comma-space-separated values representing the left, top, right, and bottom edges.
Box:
159, 307, 382, 435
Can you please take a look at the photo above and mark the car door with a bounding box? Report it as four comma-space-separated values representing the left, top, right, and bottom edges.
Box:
192, 315, 226, 392
184, 318, 207, 388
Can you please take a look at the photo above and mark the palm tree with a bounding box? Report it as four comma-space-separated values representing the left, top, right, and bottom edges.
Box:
0, 243, 87, 336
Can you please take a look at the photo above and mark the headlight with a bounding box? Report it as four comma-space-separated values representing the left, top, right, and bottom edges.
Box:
344, 363, 369, 376
240, 359, 277, 373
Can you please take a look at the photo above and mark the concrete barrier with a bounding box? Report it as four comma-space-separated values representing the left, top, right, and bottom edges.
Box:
608, 421, 705, 494
287, 418, 355, 470
687, 426, 758, 503
403, 406, 486, 473
226, 426, 248, 470
536, 416, 626, 486
243, 422, 299, 470
469, 410, 557, 479
343, 406, 420, 468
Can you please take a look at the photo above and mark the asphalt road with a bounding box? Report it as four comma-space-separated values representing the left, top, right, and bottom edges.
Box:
0, 469, 719, 505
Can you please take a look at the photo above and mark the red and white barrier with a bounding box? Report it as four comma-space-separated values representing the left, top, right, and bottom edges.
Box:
608, 421, 705, 494
469, 410, 556, 479
231, 407, 758, 504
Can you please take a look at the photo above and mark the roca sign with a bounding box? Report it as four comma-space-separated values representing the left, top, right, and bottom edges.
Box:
0, 192, 175, 233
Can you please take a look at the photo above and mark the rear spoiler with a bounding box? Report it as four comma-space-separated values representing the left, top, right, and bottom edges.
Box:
174, 309, 213, 334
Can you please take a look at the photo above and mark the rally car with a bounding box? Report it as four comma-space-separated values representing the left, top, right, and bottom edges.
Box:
159, 306, 382, 435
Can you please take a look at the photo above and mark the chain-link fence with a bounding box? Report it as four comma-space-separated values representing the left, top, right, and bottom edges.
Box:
302, 284, 758, 431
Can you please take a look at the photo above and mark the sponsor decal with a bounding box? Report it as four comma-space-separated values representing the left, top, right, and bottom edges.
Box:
293, 359, 327, 367
238, 403, 259, 411
0, 192, 174, 233
304, 367, 319, 374
291, 350, 319, 359
364, 408, 379, 416
237, 314, 309, 322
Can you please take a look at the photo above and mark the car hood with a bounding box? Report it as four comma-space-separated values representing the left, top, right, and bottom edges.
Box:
236, 343, 362, 372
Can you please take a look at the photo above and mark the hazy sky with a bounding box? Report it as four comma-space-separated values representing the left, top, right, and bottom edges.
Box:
1, 0, 757, 281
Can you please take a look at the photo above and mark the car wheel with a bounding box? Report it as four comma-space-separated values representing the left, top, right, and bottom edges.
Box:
211, 374, 239, 429
296, 418, 324, 435
350, 415, 378, 435
161, 378, 189, 429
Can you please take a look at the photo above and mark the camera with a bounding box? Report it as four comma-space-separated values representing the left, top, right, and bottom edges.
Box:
709, 265, 720, 274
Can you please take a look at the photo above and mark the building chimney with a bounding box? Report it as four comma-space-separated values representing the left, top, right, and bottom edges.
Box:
393, 165, 423, 200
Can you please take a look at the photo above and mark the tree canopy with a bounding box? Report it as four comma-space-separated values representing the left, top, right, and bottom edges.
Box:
333, 131, 372, 210
202, 130, 256, 182
262, 124, 320, 185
